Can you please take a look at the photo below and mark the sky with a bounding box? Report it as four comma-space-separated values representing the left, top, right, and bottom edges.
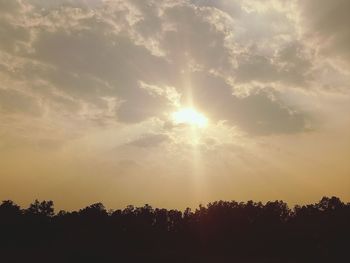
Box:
1, 0, 350, 211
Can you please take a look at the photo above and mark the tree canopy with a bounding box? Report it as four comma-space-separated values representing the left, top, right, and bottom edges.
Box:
0, 197, 349, 263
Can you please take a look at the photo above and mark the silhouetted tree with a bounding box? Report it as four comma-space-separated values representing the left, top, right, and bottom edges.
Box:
0, 197, 349, 263
0, 200, 21, 218
25, 199, 54, 217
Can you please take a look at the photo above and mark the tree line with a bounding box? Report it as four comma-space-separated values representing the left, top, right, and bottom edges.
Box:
0, 196, 349, 262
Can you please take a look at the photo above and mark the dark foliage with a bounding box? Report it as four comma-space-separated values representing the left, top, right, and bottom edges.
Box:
0, 197, 349, 263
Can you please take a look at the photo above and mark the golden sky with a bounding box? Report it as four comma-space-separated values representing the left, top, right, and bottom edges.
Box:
1, 0, 350, 210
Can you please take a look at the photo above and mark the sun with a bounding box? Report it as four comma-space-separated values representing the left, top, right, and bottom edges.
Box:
172, 108, 208, 128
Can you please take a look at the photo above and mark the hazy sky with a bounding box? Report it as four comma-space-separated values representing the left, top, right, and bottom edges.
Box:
1, 0, 350, 210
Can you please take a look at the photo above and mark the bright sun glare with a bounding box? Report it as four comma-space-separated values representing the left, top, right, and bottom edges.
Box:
172, 108, 208, 128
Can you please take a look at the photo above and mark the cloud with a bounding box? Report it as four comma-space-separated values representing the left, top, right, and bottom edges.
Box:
0, 0, 22, 15
182, 72, 311, 135
127, 133, 170, 148
234, 42, 312, 86
298, 0, 350, 63
0, 0, 335, 140
0, 89, 41, 115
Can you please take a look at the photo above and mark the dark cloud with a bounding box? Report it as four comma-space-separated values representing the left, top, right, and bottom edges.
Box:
127, 133, 170, 148
0, 89, 41, 116
229, 90, 310, 135
186, 72, 310, 135
299, 0, 350, 62
0, 16, 30, 54
235, 43, 312, 86
28, 10, 176, 123
0, 0, 21, 15
161, 3, 233, 72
